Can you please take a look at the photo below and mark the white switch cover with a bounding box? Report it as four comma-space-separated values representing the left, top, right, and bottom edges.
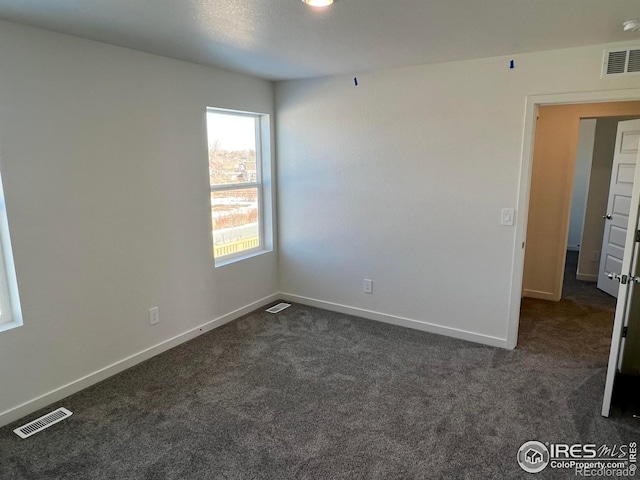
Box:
501, 208, 515, 226
363, 279, 373, 294
149, 307, 160, 325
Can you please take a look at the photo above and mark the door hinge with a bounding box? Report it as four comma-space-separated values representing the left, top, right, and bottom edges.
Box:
636, 230, 640, 242
623, 326, 628, 338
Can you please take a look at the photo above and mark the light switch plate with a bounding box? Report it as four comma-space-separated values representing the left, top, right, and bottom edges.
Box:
149, 307, 160, 325
501, 208, 515, 226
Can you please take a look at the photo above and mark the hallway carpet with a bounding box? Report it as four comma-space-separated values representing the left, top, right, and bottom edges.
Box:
562, 250, 617, 311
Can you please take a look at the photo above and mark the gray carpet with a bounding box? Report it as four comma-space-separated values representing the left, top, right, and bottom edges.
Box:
1, 277, 639, 478
562, 250, 617, 311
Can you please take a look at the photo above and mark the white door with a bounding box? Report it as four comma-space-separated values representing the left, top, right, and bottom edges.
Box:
598, 119, 640, 297
602, 137, 640, 417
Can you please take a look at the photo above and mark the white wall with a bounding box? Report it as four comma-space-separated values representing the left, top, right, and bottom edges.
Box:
568, 119, 597, 251
0, 21, 277, 425
276, 41, 640, 347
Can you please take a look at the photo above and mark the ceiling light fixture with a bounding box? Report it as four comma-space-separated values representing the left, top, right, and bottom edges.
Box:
623, 19, 640, 32
301, 0, 334, 7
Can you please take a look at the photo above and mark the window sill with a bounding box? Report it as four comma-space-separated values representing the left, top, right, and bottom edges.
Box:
0, 318, 23, 333
214, 248, 272, 268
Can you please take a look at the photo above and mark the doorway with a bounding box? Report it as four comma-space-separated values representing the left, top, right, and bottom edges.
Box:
508, 89, 640, 348
509, 89, 640, 418
521, 102, 640, 302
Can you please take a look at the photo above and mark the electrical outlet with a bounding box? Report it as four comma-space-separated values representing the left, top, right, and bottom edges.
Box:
149, 307, 160, 325
363, 279, 373, 294
591, 251, 600, 262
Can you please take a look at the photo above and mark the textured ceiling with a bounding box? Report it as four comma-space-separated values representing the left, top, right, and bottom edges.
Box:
1, 0, 640, 81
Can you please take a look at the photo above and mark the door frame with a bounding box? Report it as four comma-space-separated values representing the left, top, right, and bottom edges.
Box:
507, 88, 640, 349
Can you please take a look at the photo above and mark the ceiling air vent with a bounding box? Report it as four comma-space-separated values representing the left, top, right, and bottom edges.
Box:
603, 48, 640, 77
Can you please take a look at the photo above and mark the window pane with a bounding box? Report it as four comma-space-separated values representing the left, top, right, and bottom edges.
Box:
0, 170, 21, 330
207, 112, 257, 186
211, 188, 260, 258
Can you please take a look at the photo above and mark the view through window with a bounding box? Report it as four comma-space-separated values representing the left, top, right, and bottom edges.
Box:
0, 171, 22, 332
206, 109, 263, 262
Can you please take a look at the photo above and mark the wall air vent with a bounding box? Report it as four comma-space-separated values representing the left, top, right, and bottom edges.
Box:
603, 48, 640, 77
628, 49, 640, 73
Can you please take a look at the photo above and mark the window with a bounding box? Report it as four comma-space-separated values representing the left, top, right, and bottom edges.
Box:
206, 108, 272, 265
0, 172, 22, 332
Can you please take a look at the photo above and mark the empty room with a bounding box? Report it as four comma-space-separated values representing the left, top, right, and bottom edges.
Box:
1, 1, 640, 478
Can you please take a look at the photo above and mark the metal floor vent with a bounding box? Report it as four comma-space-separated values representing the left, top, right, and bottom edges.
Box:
266, 302, 291, 314
14, 407, 72, 439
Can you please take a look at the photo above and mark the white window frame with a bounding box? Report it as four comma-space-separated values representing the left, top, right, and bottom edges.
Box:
0, 171, 23, 332
206, 107, 273, 267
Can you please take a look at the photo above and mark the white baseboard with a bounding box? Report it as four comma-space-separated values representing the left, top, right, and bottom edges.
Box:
576, 273, 598, 282
522, 289, 559, 301
0, 293, 280, 428
279, 293, 508, 349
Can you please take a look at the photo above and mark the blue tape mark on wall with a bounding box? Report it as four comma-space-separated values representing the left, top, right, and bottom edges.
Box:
354, 77, 358, 86
509, 60, 515, 69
